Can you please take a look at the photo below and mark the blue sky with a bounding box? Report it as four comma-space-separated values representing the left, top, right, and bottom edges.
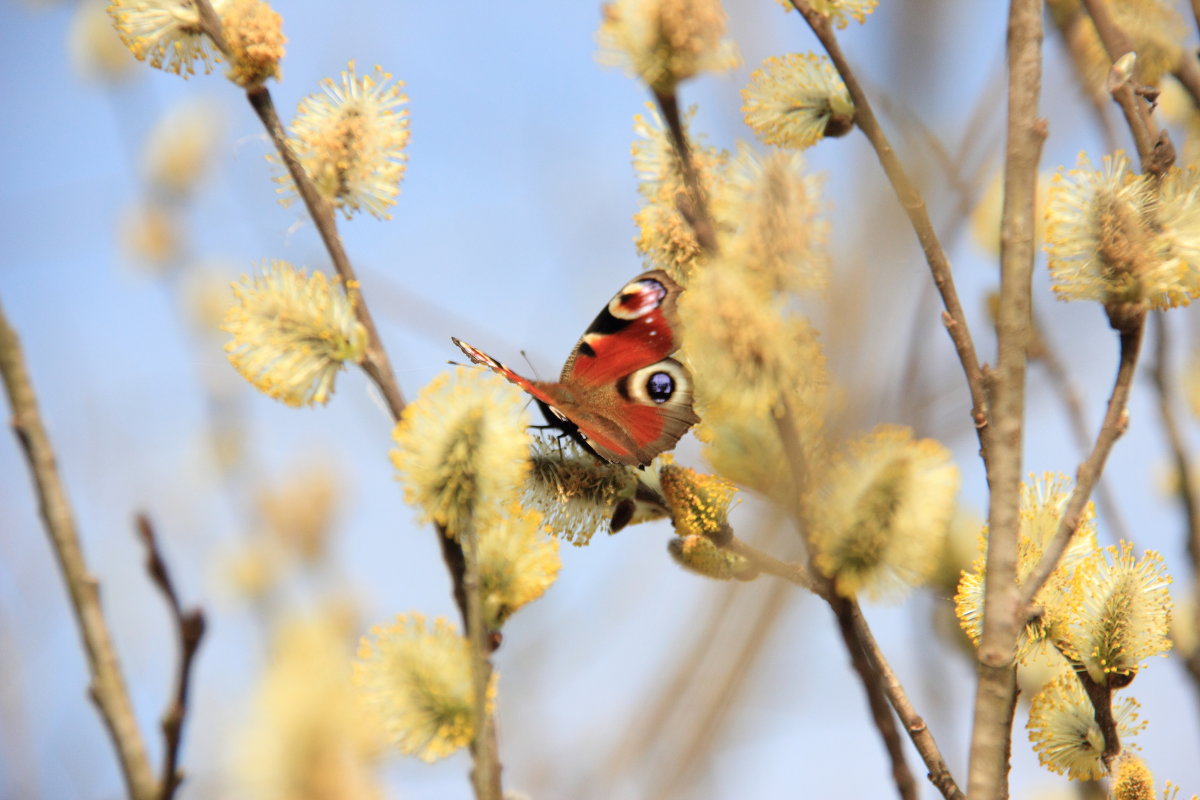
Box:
3, 1, 1200, 798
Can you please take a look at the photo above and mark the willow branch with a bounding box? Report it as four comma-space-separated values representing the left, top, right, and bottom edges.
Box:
1018, 312, 1145, 609
0, 299, 157, 800
135, 515, 206, 800
194, 0, 406, 420
459, 518, 502, 800
1077, 672, 1121, 772
1018, 7, 1163, 608
721, 535, 963, 799
243, 87, 408, 419
789, 0, 991, 463
188, 0, 484, 635
829, 595, 919, 800
652, 89, 718, 253
843, 599, 965, 800
967, 1, 1045, 796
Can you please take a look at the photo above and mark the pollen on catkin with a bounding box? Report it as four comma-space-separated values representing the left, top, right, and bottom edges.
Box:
354, 614, 494, 763
742, 53, 854, 151
773, 0, 878, 28
1062, 541, 1173, 684
659, 464, 738, 541
1045, 152, 1200, 310
476, 505, 561, 628
108, 0, 226, 76
955, 473, 1100, 660
222, 261, 367, 407
273, 62, 410, 220
680, 263, 826, 419
632, 103, 728, 283
220, 0, 285, 88
1112, 753, 1156, 800
713, 144, 828, 295
597, 0, 739, 93
1027, 671, 1145, 780
390, 368, 531, 537
809, 426, 959, 600
522, 438, 639, 546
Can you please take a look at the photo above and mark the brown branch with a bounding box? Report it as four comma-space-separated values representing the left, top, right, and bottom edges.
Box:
721, 536, 964, 799
1018, 311, 1146, 610
843, 600, 965, 800
1076, 671, 1121, 773
243, 86, 408, 420
193, 0, 406, 420
789, 0, 992, 464
652, 89, 718, 254
135, 515, 206, 800
722, 535, 818, 592
0, 299, 157, 800
829, 596, 919, 800
458, 518, 502, 800
967, 1, 1045, 797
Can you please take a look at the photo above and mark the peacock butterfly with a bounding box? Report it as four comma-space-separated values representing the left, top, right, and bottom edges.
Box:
452, 270, 699, 467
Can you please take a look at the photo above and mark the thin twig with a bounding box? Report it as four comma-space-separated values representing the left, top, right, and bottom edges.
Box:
0, 300, 157, 800
829, 595, 919, 800
720, 536, 965, 800
967, 1, 1045, 796
1018, 9, 1164, 607
192, 0, 477, 630
652, 89, 718, 254
193, 0, 407, 420
723, 536, 818, 592
843, 600, 965, 800
135, 514, 206, 800
1077, 672, 1121, 772
243, 86, 408, 420
458, 518, 502, 800
1018, 312, 1146, 610
789, 0, 992, 464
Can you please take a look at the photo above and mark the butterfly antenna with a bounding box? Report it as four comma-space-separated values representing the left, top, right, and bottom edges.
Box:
519, 350, 542, 380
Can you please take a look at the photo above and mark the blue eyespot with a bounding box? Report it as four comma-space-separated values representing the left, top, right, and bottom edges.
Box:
646, 371, 675, 403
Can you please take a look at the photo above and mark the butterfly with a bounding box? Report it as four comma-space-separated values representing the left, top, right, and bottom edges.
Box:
452, 270, 699, 467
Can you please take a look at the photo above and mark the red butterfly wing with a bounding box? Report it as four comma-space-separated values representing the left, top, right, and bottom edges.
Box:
451, 270, 699, 467
561, 270, 682, 387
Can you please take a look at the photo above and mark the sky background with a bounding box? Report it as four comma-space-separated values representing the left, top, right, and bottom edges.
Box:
2, 0, 1200, 798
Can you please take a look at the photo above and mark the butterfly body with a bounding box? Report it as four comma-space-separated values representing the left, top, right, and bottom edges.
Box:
453, 270, 699, 466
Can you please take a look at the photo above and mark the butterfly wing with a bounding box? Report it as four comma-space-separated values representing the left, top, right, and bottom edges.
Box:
560, 270, 683, 386
557, 271, 699, 465
451, 337, 561, 407
451, 270, 699, 467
